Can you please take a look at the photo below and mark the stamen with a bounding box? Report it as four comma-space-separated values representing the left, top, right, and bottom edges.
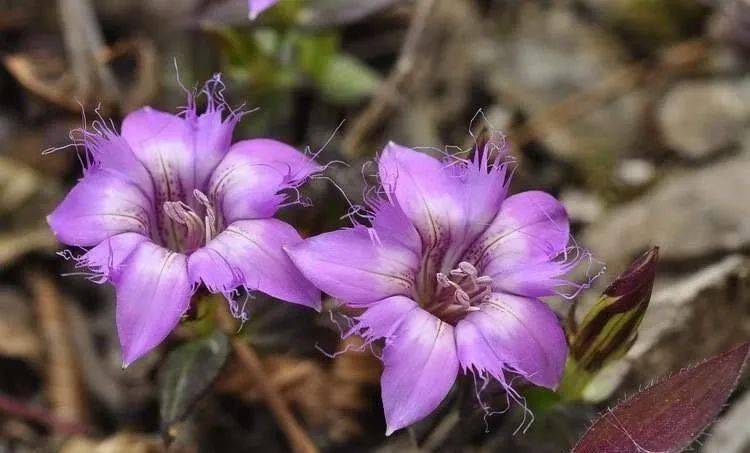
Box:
163, 201, 204, 251
475, 276, 493, 285
194, 190, 218, 243
436, 272, 451, 287
429, 263, 495, 323
454, 288, 471, 306
458, 261, 478, 277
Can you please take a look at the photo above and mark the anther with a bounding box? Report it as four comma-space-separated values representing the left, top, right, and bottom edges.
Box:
454, 289, 471, 306
436, 272, 452, 288
163, 201, 205, 251
458, 261, 478, 277
194, 189, 218, 243
475, 276, 493, 285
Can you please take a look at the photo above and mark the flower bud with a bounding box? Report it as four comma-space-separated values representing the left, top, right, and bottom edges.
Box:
560, 247, 658, 399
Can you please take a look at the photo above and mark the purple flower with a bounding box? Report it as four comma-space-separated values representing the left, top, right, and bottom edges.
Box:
287, 139, 586, 434
48, 76, 321, 366
248, 0, 279, 19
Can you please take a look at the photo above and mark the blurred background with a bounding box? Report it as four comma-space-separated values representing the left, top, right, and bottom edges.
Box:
0, 0, 749, 451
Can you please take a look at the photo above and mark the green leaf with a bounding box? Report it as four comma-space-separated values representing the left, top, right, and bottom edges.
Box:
522, 386, 563, 415
296, 33, 338, 81
316, 54, 380, 104
159, 331, 230, 436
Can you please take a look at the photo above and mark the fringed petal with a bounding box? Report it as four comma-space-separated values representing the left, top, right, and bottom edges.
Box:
111, 241, 192, 366
208, 139, 320, 224
377, 142, 508, 296
455, 293, 567, 389
47, 169, 154, 246
188, 218, 320, 309
286, 227, 418, 306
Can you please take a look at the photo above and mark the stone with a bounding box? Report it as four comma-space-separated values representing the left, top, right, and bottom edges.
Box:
560, 189, 604, 224
704, 389, 750, 453
657, 80, 748, 159
483, 3, 644, 160
584, 153, 750, 268
580, 0, 709, 45
615, 158, 655, 187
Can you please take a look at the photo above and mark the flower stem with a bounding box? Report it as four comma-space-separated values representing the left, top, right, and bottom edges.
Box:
216, 305, 318, 453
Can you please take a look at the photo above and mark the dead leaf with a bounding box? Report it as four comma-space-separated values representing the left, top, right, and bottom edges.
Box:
61, 433, 164, 453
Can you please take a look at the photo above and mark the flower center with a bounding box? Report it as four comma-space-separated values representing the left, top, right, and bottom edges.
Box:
162, 189, 220, 253
423, 261, 492, 324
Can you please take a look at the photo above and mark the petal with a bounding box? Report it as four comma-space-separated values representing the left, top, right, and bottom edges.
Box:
371, 198, 422, 256
48, 169, 154, 246
188, 219, 320, 309
351, 295, 420, 343
379, 304, 459, 435
455, 293, 567, 389
208, 139, 320, 223
78, 232, 149, 279
190, 106, 239, 191
377, 142, 462, 252
486, 258, 578, 298
111, 241, 192, 366
469, 191, 569, 266
85, 127, 154, 198
248, 0, 278, 19
286, 227, 418, 306
377, 143, 507, 289
121, 107, 195, 204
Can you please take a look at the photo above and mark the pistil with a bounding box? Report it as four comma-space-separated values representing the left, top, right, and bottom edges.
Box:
425, 261, 492, 324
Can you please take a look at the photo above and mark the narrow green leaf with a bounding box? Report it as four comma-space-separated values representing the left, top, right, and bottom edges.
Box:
159, 331, 230, 436
316, 54, 380, 104
296, 33, 338, 81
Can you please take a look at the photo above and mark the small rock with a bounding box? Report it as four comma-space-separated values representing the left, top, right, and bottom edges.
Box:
615, 158, 656, 187
710, 0, 750, 53
483, 105, 513, 133
580, 0, 708, 49
484, 4, 644, 160
658, 80, 748, 159
560, 189, 604, 224
584, 153, 750, 267
704, 389, 750, 453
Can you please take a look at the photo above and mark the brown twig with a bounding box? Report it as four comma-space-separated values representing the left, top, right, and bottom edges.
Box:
57, 0, 120, 105
342, 0, 437, 156
0, 226, 57, 270
26, 271, 89, 429
0, 393, 89, 435
216, 305, 318, 453
509, 39, 710, 150
1, 55, 80, 111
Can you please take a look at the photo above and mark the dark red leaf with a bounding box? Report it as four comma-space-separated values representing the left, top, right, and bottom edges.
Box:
572, 342, 749, 453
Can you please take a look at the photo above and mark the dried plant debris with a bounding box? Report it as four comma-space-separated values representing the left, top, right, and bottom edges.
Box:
217, 336, 380, 443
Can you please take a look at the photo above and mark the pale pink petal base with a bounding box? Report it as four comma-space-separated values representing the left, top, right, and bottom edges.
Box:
188, 218, 320, 309
380, 304, 459, 435
286, 227, 418, 305
111, 241, 192, 366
